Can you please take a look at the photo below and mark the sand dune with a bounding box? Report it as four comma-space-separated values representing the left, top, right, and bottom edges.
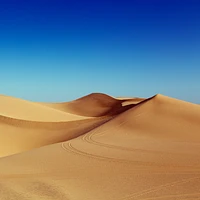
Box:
40, 93, 141, 117
0, 94, 90, 121
0, 93, 127, 157
0, 93, 136, 157
0, 93, 200, 199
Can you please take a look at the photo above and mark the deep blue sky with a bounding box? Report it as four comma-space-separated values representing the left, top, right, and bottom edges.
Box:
0, 0, 200, 102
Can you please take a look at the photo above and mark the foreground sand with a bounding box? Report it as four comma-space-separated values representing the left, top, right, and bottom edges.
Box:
0, 93, 200, 199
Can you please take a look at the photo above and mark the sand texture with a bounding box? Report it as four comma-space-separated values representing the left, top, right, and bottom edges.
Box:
0, 93, 200, 200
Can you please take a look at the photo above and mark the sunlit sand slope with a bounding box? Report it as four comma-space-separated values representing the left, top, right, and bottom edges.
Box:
0, 94, 200, 199
0, 116, 112, 157
0, 95, 89, 121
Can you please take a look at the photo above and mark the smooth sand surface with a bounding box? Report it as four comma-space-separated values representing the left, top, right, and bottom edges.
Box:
0, 93, 200, 199
0, 95, 90, 121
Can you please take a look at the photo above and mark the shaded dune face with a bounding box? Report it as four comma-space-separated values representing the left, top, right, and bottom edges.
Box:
0, 93, 200, 200
41, 93, 142, 117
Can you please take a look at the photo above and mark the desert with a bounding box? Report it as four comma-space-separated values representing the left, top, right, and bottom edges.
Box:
1, 0, 199, 199
0, 93, 200, 199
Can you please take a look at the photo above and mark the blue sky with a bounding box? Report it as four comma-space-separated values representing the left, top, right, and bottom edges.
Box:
0, 0, 200, 102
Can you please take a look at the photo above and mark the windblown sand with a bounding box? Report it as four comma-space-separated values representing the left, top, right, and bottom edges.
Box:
0, 93, 200, 200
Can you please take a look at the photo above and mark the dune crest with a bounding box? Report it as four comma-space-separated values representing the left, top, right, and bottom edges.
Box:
0, 93, 200, 199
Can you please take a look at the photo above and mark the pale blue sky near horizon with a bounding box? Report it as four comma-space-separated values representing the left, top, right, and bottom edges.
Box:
0, 0, 200, 103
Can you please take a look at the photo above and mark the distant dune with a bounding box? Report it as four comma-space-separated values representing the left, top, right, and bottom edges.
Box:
40, 93, 142, 117
0, 93, 200, 199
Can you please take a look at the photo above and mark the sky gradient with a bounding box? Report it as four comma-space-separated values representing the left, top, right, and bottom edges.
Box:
0, 0, 200, 103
